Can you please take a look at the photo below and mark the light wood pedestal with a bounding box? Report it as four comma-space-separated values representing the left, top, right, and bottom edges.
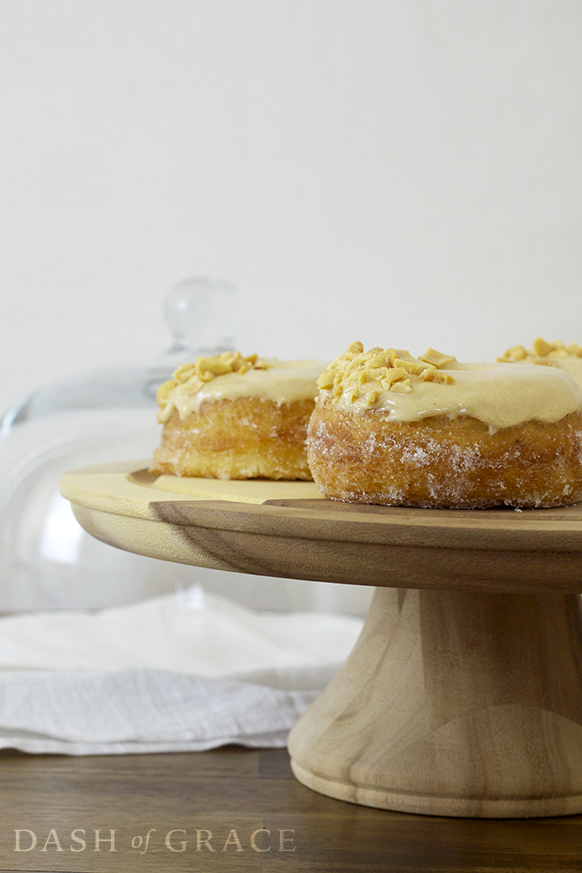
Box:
60, 462, 582, 818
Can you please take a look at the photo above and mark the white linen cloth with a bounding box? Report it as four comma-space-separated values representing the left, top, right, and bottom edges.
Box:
0, 587, 364, 755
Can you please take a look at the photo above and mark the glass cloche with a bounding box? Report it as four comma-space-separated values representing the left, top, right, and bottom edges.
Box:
0, 278, 249, 612
0, 278, 371, 617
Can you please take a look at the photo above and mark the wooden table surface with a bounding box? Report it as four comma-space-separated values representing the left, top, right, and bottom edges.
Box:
1, 746, 582, 873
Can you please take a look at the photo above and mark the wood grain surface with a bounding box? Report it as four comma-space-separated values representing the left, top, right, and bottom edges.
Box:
289, 586, 582, 818
59, 461, 582, 819
60, 462, 582, 592
2, 746, 582, 873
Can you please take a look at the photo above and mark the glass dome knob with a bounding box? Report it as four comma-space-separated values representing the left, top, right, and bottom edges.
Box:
164, 277, 247, 359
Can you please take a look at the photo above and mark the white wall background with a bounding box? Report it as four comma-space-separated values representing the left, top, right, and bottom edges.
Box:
1, 0, 582, 415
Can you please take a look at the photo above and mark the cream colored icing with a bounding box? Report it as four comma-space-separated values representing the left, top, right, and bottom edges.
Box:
160, 359, 326, 422
557, 357, 582, 387
325, 359, 582, 431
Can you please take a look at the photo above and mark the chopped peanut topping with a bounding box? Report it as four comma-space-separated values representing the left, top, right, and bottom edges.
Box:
532, 337, 554, 357
499, 345, 528, 362
420, 348, 458, 368
317, 342, 456, 407
498, 338, 582, 366
156, 351, 270, 416
419, 367, 454, 384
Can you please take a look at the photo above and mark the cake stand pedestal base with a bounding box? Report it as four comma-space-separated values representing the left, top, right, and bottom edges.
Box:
288, 586, 582, 818
59, 465, 582, 819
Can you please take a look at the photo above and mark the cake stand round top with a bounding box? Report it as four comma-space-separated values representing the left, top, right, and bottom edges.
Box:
60, 460, 582, 594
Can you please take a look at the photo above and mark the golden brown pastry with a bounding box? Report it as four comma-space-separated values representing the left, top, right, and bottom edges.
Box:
307, 342, 582, 509
151, 351, 325, 479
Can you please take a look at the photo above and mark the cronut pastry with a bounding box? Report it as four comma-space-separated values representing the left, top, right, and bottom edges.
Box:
306, 341, 582, 509
150, 351, 324, 480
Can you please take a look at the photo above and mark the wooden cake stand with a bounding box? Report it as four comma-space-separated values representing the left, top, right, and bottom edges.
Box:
60, 461, 582, 819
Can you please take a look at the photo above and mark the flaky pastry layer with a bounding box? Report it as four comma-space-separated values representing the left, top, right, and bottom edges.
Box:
307, 400, 582, 509
150, 397, 315, 480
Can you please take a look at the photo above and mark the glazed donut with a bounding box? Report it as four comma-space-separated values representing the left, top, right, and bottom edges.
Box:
307, 342, 582, 509
150, 352, 324, 480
